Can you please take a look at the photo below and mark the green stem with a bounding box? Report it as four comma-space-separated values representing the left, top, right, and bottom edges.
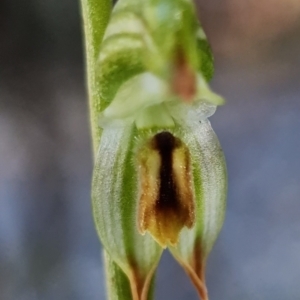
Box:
81, 0, 110, 153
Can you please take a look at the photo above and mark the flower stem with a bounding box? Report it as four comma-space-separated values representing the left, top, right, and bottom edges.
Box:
80, 0, 110, 152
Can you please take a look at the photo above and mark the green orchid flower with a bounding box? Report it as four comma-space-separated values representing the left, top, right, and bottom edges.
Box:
90, 0, 227, 299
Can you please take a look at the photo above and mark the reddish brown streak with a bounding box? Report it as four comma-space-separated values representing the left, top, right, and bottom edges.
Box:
127, 257, 157, 300
172, 50, 196, 102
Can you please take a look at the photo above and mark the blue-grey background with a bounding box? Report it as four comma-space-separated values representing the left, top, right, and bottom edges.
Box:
1, 0, 300, 299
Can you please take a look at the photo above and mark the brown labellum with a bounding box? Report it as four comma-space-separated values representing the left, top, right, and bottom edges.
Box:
137, 131, 195, 248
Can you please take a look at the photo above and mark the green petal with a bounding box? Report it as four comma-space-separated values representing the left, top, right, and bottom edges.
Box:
169, 119, 227, 300
92, 125, 163, 300
196, 74, 225, 105
98, 73, 169, 127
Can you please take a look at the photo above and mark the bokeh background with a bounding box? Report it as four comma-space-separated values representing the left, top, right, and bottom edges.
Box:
1, 0, 300, 299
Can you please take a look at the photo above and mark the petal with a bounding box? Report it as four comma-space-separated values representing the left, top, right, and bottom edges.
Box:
92, 125, 163, 300
169, 119, 227, 300
99, 73, 169, 128
166, 99, 217, 126
196, 73, 225, 105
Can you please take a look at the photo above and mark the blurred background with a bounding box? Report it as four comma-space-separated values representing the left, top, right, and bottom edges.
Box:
1, 0, 300, 299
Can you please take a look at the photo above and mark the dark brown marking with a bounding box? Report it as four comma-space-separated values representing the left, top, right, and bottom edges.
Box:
152, 131, 181, 213
172, 50, 196, 101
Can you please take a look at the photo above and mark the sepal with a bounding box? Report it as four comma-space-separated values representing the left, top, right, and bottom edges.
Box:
169, 119, 227, 300
92, 125, 163, 300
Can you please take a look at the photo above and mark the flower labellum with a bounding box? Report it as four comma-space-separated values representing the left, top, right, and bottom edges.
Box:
137, 131, 195, 248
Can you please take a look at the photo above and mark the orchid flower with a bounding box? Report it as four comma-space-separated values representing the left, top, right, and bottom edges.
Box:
86, 0, 227, 299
